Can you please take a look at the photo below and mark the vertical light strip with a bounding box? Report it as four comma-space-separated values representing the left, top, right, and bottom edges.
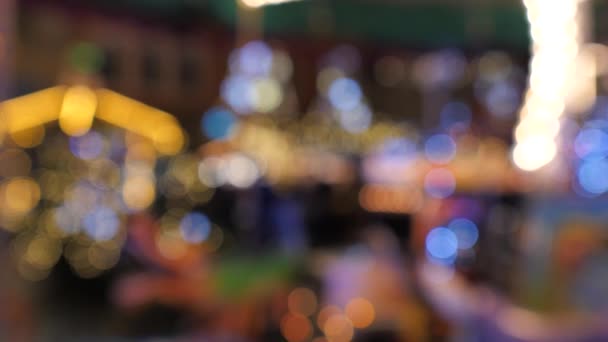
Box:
512, 0, 588, 171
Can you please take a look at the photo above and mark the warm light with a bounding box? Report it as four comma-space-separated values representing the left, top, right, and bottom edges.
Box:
288, 288, 318, 317
280, 313, 313, 342
323, 314, 354, 342
59, 86, 97, 136
513, 0, 588, 171
345, 297, 375, 329
122, 176, 156, 210
96, 89, 185, 155
0, 177, 40, 217
512, 135, 557, 171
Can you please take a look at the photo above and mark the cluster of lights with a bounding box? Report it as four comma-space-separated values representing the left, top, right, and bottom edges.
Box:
221, 41, 291, 115
280, 286, 376, 342
425, 218, 479, 265
513, 0, 586, 171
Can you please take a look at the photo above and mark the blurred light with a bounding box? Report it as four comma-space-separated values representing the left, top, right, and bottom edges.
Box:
87, 243, 120, 270
0, 87, 66, 133
374, 56, 406, 87
232, 41, 273, 76
345, 297, 375, 329
288, 288, 318, 317
424, 134, 456, 164
426, 227, 458, 260
280, 313, 313, 342
10, 125, 45, 148
514, 0, 586, 170
424, 168, 456, 199
359, 185, 423, 214
24, 235, 62, 270
577, 159, 608, 195
179, 212, 211, 244
0, 177, 40, 217
54, 206, 81, 234
413, 50, 466, 89
198, 157, 226, 188
95, 89, 184, 155
337, 104, 372, 133
59, 86, 97, 136
221, 75, 254, 114
122, 176, 155, 210
317, 305, 341, 330
440, 102, 472, 131
512, 135, 557, 171
83, 206, 120, 241
225, 154, 260, 188
484, 81, 520, 118
201, 106, 237, 140
69, 131, 105, 160
322, 314, 353, 342
328, 78, 362, 112
574, 128, 608, 160
271, 50, 294, 83
447, 218, 479, 250
317, 67, 345, 95
324, 45, 362, 75
248, 77, 283, 113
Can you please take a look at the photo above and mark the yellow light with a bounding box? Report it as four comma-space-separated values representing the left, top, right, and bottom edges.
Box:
10, 125, 45, 148
249, 78, 283, 113
122, 176, 156, 210
96, 89, 185, 155
0, 86, 66, 133
0, 177, 41, 217
59, 85, 98, 136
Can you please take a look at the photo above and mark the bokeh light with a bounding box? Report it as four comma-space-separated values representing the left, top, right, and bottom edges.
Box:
447, 218, 479, 250
345, 297, 375, 329
424, 168, 456, 199
69, 131, 105, 160
424, 134, 456, 164
201, 107, 237, 140
328, 78, 362, 112
426, 227, 458, 260
288, 288, 318, 317
83, 206, 120, 241
179, 212, 211, 244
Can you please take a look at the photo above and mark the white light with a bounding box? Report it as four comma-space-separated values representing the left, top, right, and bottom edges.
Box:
513, 0, 589, 171
240, 0, 302, 8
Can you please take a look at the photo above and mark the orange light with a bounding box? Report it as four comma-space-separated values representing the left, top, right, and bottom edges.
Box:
280, 313, 313, 342
345, 298, 375, 329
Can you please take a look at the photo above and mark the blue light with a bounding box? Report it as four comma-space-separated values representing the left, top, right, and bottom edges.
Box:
448, 218, 479, 250
440, 102, 472, 131
69, 131, 104, 160
221, 75, 253, 114
238, 41, 273, 76
179, 212, 211, 244
201, 107, 237, 140
426, 227, 458, 260
83, 206, 120, 241
338, 104, 372, 133
574, 128, 608, 160
424, 134, 456, 164
328, 78, 362, 112
577, 159, 608, 195
424, 168, 456, 199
